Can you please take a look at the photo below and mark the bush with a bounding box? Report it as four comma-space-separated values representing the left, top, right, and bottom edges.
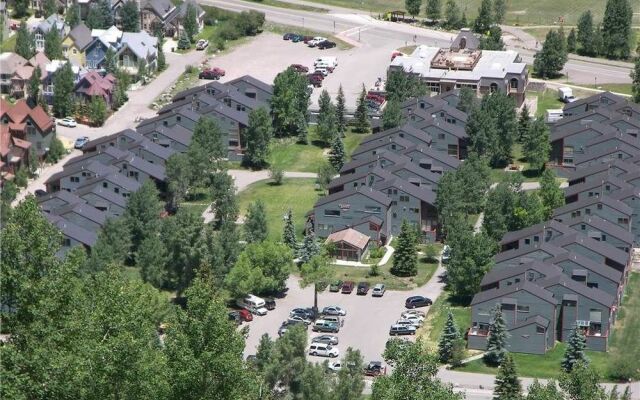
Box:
218, 22, 242, 41
608, 354, 640, 381
369, 246, 385, 259
46, 135, 66, 163
269, 165, 284, 185
369, 263, 380, 276
184, 65, 196, 74
14, 168, 28, 188
423, 244, 440, 262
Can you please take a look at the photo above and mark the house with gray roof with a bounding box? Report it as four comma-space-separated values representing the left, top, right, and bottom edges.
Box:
226, 75, 274, 103
479, 260, 563, 292
44, 213, 98, 257
549, 232, 629, 273
552, 195, 633, 232
37, 190, 84, 213
138, 123, 192, 152
75, 172, 142, 198
50, 202, 107, 232
360, 124, 433, 150
110, 151, 167, 184
550, 120, 617, 168
566, 159, 637, 186
575, 145, 640, 168
351, 135, 416, 160
563, 174, 631, 204
401, 144, 462, 173
328, 167, 395, 195
33, 14, 69, 51
75, 184, 127, 218
562, 92, 633, 118
386, 161, 442, 188
499, 220, 577, 252
410, 117, 468, 159
608, 186, 640, 243
405, 102, 468, 128
117, 31, 158, 73
45, 160, 119, 192
563, 215, 634, 253
64, 145, 130, 169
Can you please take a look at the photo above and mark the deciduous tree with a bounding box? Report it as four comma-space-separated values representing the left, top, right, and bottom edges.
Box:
52, 62, 75, 118
445, 226, 496, 298
165, 153, 191, 210
162, 208, 205, 293
444, 0, 462, 29
317, 89, 338, 144
526, 379, 564, 400
405, 0, 422, 18
457, 86, 477, 113
479, 25, 505, 50
89, 96, 108, 126
271, 67, 310, 137
86, 216, 131, 273
333, 348, 366, 399
187, 116, 226, 184
425, 0, 441, 21
300, 254, 333, 316
225, 241, 292, 297
183, 3, 199, 41
136, 233, 168, 288
382, 98, 403, 130
65, 3, 81, 28
124, 180, 162, 255
493, 0, 506, 24
43, 0, 57, 18
473, 0, 493, 33
559, 362, 607, 400
539, 168, 564, 219
390, 220, 418, 277
385, 70, 427, 103
243, 107, 272, 169
534, 29, 568, 78
15, 21, 34, 60
577, 11, 596, 56
523, 117, 550, 171
601, 0, 633, 59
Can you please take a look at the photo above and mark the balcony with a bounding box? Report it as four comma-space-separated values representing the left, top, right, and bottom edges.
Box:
468, 327, 489, 337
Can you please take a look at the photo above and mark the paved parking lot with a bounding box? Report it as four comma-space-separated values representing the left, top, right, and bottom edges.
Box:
243, 261, 446, 365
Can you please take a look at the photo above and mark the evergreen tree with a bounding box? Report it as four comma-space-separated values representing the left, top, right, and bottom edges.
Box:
27, 66, 42, 105
601, 0, 633, 59
317, 90, 337, 144
438, 310, 461, 363
577, 11, 596, 56
631, 56, 640, 103
298, 229, 320, 264
44, 27, 63, 59
13, 0, 28, 17
526, 379, 564, 400
99, 0, 113, 28
336, 85, 347, 134
517, 103, 531, 142
484, 304, 509, 366
559, 362, 606, 400
425, 0, 441, 21
353, 85, 370, 133
282, 209, 297, 250
473, 0, 493, 33
382, 99, 403, 130
52, 62, 75, 118
539, 168, 564, 219
523, 117, 550, 171
460, 11, 468, 27
43, 0, 57, 18
328, 134, 346, 172
15, 21, 34, 60
479, 25, 505, 50
567, 28, 577, 53
89, 96, 108, 126
187, 116, 225, 184
85, 5, 105, 29
244, 200, 268, 243
46, 134, 65, 162
390, 220, 418, 277
494, 354, 522, 400
86, 217, 131, 273
534, 29, 568, 78
121, 0, 140, 32
165, 153, 191, 210
124, 180, 162, 255
444, 0, 462, 29
136, 233, 168, 288
317, 163, 335, 192
156, 33, 166, 71
561, 326, 589, 372
295, 111, 308, 144
243, 107, 273, 169
405, 0, 422, 18
104, 47, 118, 74
65, 3, 81, 28
209, 171, 238, 227
493, 0, 506, 24
183, 3, 199, 41
593, 24, 604, 56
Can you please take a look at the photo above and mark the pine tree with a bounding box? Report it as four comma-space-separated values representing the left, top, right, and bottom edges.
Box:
183, 3, 198, 41
382, 99, 403, 130
405, 0, 422, 18
533, 29, 568, 78
298, 229, 320, 264
295, 111, 308, 144
99, 0, 113, 28
577, 11, 596, 56
494, 354, 522, 400
44, 27, 63, 59
566, 28, 577, 53
156, 33, 166, 71
390, 220, 418, 277
65, 3, 81, 28
438, 310, 461, 363
121, 1, 140, 32
244, 200, 268, 243
282, 209, 297, 250
86, 4, 105, 29
601, 0, 633, 59
517, 103, 531, 142
52, 62, 75, 118
177, 30, 191, 49
484, 304, 509, 366
15, 21, 34, 60
13, 0, 28, 17
473, 0, 493, 33
631, 56, 640, 103
243, 107, 273, 169
425, 0, 441, 21
353, 85, 370, 133
561, 326, 589, 372
28, 66, 42, 105
444, 0, 462, 29
317, 89, 337, 144
43, 0, 57, 18
493, 0, 506, 24
336, 85, 346, 134
89, 96, 108, 126
460, 11, 468, 28
104, 48, 118, 74
328, 134, 346, 172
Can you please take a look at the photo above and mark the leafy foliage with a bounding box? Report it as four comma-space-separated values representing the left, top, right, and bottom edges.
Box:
271, 67, 310, 137
538, 169, 564, 219
89, 96, 108, 126
15, 21, 34, 62
243, 107, 273, 169
44, 27, 63, 59
52, 62, 75, 118
405, 0, 422, 17
473, 0, 493, 33
577, 11, 596, 56
534, 29, 568, 78
385, 70, 427, 103
382, 99, 403, 130
425, 0, 441, 20
631, 57, 640, 103
121, 0, 141, 32
244, 200, 268, 243
183, 3, 199, 41
317, 90, 338, 144
523, 117, 551, 171
479, 26, 505, 50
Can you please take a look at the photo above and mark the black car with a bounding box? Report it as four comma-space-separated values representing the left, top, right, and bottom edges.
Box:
290, 307, 316, 320
364, 361, 384, 376
265, 298, 276, 310
34, 189, 47, 197
283, 32, 295, 40
357, 282, 370, 295
405, 296, 433, 309
228, 311, 241, 325
317, 40, 337, 50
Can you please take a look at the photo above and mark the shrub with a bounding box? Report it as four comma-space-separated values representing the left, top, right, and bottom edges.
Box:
15, 168, 28, 187
269, 165, 284, 185
218, 22, 242, 41
369, 263, 380, 277
184, 64, 196, 74
46, 135, 66, 163
608, 354, 640, 381
369, 246, 385, 259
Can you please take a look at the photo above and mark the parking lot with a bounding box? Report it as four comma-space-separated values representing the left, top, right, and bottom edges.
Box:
243, 262, 445, 366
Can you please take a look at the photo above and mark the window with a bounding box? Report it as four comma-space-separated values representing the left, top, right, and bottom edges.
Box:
447, 144, 458, 157
324, 210, 340, 217
103, 182, 108, 188
533, 235, 539, 242
490, 83, 498, 93
536, 325, 545, 334
587, 282, 599, 289
364, 206, 381, 214
597, 204, 602, 210
510, 78, 518, 89
585, 208, 591, 215
514, 278, 520, 283
437, 133, 445, 140
517, 305, 530, 313
72, 48, 77, 54
605, 185, 611, 191
589, 309, 602, 323
410, 208, 419, 214
399, 195, 409, 202
524, 238, 530, 245
114, 187, 120, 194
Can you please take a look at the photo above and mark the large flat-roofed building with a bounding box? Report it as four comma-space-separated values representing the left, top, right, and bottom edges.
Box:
389, 29, 528, 105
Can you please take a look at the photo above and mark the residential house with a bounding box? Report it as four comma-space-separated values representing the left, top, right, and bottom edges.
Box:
328, 167, 395, 195
359, 124, 433, 151
563, 173, 631, 204
552, 195, 633, 232
75, 184, 128, 218
566, 160, 638, 187
33, 14, 69, 51
401, 145, 462, 173
493, 242, 569, 270
479, 260, 563, 292
74, 71, 116, 106
137, 106, 200, 133
563, 92, 634, 118
410, 117, 468, 159
575, 145, 640, 168
10, 63, 34, 98
45, 159, 119, 192
62, 22, 92, 66
350, 135, 416, 160
174, 0, 205, 35
75, 171, 142, 199
609, 187, 640, 243
340, 151, 409, 175
42, 60, 84, 103
0, 125, 31, 178
138, 0, 178, 36
85, 26, 122, 69
404, 101, 468, 128
325, 228, 372, 262
64, 145, 130, 169
110, 151, 167, 185
37, 190, 84, 212
563, 215, 634, 253
82, 128, 174, 166
580, 131, 640, 156
549, 232, 630, 274
550, 120, 617, 168
386, 161, 443, 189
117, 31, 158, 73
339, 152, 443, 188
499, 219, 577, 252
137, 123, 192, 152
226, 75, 274, 104
0, 52, 28, 94
44, 213, 97, 257
50, 202, 107, 232
1, 99, 55, 157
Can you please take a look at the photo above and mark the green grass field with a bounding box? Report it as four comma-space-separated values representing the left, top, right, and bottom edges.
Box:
247, 0, 328, 13
237, 178, 322, 241
328, 243, 441, 291
264, 22, 354, 50
269, 128, 369, 172
418, 291, 472, 351
304, 0, 640, 25
1, 33, 16, 53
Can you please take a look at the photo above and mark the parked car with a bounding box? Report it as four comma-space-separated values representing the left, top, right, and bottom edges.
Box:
308, 343, 339, 357
396, 318, 422, 328
308, 74, 323, 88
327, 361, 342, 372
290, 308, 315, 320
322, 315, 342, 327
312, 334, 339, 345
74, 136, 89, 149
195, 39, 209, 50
290, 64, 309, 73
283, 32, 295, 40
278, 320, 308, 336
314, 67, 329, 76
357, 282, 370, 295
329, 280, 344, 292
342, 281, 355, 294
366, 93, 385, 104
34, 189, 47, 197
442, 245, 451, 263
199, 68, 224, 80
317, 40, 337, 49
228, 311, 241, 325
401, 310, 426, 319
405, 295, 432, 309
308, 36, 327, 47
364, 361, 384, 376
59, 117, 77, 127
322, 306, 346, 316
402, 314, 424, 325
372, 283, 386, 297
238, 309, 253, 321
291, 34, 304, 42
265, 298, 276, 310
302, 35, 314, 44
288, 315, 313, 325
312, 320, 340, 333
389, 324, 417, 336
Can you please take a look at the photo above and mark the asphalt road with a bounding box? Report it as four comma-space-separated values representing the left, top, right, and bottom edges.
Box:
201, 0, 632, 84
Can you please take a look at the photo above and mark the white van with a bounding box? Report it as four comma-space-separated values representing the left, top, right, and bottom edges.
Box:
314, 56, 337, 68
314, 67, 329, 77
308, 343, 339, 357
236, 294, 268, 315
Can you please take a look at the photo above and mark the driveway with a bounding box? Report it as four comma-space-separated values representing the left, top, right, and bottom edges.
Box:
243, 260, 447, 364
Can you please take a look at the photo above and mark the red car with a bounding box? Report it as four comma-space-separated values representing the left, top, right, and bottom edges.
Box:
290, 64, 309, 73
308, 74, 323, 87
239, 309, 253, 322
390, 51, 403, 61
199, 67, 225, 80
341, 281, 355, 294
366, 94, 385, 104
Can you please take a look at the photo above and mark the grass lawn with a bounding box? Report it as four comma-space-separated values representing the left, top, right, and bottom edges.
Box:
237, 178, 322, 242
269, 128, 369, 172
328, 243, 441, 291
1, 34, 16, 53
532, 89, 564, 118
457, 272, 640, 381
151, 67, 200, 109
418, 291, 471, 350
593, 83, 632, 96
264, 22, 354, 50
247, 0, 328, 13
